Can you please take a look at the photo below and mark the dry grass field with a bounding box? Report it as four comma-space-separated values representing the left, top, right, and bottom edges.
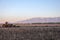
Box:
0, 26, 60, 40
14, 23, 60, 27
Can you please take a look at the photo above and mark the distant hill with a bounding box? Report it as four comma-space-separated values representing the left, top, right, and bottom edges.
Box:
17, 17, 60, 23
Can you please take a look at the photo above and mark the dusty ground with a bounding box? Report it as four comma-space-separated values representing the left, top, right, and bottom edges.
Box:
0, 26, 60, 40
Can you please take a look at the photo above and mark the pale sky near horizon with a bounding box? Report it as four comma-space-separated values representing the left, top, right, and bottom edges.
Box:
0, 0, 60, 22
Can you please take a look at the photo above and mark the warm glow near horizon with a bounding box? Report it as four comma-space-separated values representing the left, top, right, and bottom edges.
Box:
0, 16, 60, 23
0, 17, 31, 23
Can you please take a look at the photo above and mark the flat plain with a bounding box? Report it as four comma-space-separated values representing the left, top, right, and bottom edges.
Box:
0, 26, 60, 40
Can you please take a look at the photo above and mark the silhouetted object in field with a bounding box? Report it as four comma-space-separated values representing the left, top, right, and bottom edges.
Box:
2, 22, 20, 27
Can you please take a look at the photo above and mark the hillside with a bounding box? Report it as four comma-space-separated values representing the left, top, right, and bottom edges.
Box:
17, 17, 60, 23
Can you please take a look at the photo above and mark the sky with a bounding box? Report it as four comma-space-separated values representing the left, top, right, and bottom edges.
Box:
0, 0, 60, 22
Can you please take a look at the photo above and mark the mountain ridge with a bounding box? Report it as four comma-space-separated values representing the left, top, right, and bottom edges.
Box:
17, 17, 60, 23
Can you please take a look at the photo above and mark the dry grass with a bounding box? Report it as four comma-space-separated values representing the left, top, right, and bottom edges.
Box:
14, 23, 60, 27
0, 26, 60, 40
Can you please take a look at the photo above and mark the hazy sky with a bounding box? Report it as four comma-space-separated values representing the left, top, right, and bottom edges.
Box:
0, 0, 60, 22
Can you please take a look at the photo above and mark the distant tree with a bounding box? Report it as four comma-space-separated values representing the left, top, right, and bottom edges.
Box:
2, 22, 20, 27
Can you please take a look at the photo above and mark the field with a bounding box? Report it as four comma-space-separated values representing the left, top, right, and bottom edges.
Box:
0, 26, 60, 40
14, 23, 60, 27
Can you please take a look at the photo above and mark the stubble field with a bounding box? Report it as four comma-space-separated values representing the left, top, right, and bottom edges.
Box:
0, 26, 60, 40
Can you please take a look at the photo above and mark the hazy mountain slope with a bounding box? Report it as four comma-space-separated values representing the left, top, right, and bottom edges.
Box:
17, 17, 60, 23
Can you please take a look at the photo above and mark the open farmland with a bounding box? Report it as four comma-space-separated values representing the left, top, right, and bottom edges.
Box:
14, 23, 60, 27
0, 26, 60, 40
